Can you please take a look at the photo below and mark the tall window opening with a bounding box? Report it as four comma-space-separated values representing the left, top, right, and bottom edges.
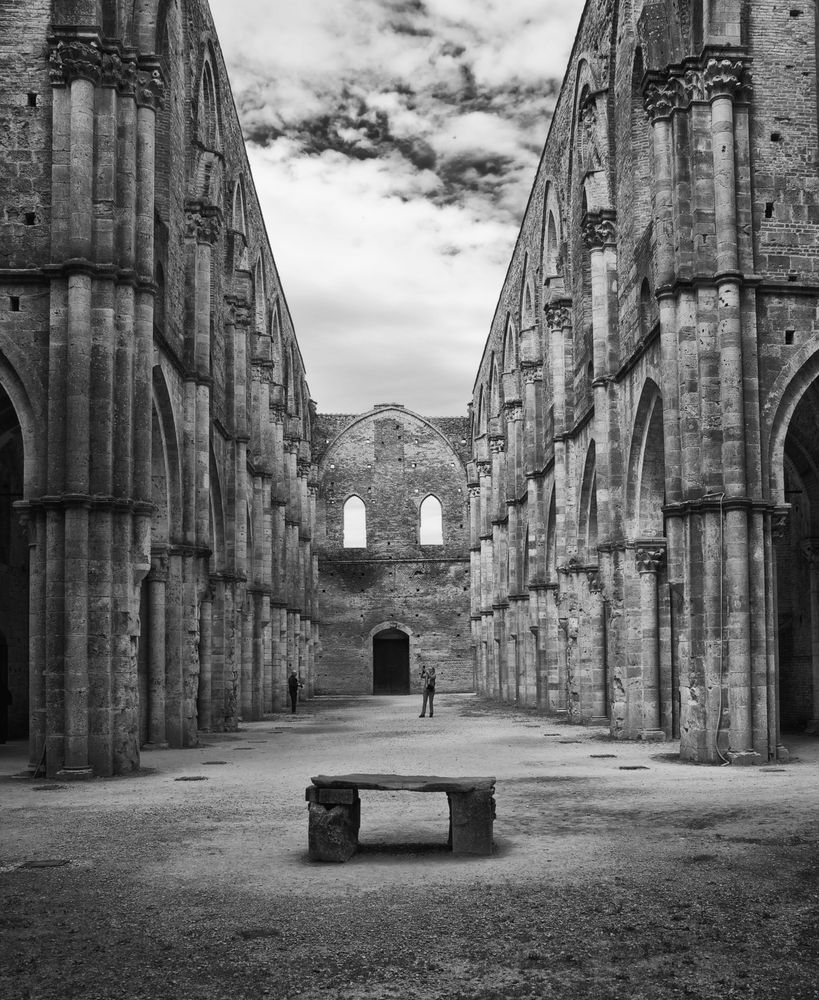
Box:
419, 495, 443, 545
343, 495, 367, 548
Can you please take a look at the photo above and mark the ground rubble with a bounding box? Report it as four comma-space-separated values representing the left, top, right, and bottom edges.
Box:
2, 694, 819, 999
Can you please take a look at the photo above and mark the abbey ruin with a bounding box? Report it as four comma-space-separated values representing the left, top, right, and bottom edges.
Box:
1, 0, 817, 774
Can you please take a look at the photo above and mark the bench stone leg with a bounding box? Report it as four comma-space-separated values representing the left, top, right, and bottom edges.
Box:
306, 787, 361, 862
447, 790, 495, 856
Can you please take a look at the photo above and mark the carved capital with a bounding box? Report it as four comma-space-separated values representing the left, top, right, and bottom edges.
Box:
643, 77, 681, 122
148, 552, 168, 583
476, 460, 492, 478
100, 50, 138, 91
635, 547, 665, 575
468, 485, 481, 501
489, 436, 505, 455
522, 363, 543, 384
49, 39, 103, 85
545, 303, 572, 332
582, 213, 617, 250
185, 207, 222, 245
297, 459, 311, 478
136, 65, 165, 109
703, 58, 750, 101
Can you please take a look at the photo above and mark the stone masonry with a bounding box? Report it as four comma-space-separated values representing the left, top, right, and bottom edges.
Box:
313, 406, 472, 695
0, 0, 317, 775
470, 0, 819, 763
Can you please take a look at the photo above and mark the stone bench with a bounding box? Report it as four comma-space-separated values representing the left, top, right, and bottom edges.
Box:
305, 773, 496, 862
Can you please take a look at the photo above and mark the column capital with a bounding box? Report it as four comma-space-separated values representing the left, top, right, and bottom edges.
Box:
545, 301, 572, 332
49, 37, 104, 85
643, 76, 682, 122
635, 547, 666, 575
582, 210, 617, 250
136, 62, 165, 109
185, 204, 223, 245
148, 552, 168, 582
702, 57, 751, 102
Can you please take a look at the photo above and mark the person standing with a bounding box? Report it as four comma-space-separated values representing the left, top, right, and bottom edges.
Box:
287, 670, 301, 714
419, 665, 436, 718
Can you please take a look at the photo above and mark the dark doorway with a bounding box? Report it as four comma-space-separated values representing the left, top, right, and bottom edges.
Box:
0, 382, 27, 740
778, 373, 819, 732
373, 628, 410, 694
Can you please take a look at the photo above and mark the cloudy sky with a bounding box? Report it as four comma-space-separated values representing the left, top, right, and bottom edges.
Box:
207, 0, 582, 416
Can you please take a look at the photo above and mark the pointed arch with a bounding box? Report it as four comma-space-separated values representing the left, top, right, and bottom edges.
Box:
489, 354, 501, 417
209, 446, 226, 573
232, 177, 248, 236
254, 257, 266, 334
578, 441, 598, 557
545, 485, 557, 581
198, 56, 220, 151
151, 366, 182, 542
502, 314, 517, 372
626, 380, 666, 537
343, 495, 367, 548
419, 494, 443, 546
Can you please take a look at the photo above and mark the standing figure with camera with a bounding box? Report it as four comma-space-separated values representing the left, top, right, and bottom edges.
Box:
419, 665, 436, 718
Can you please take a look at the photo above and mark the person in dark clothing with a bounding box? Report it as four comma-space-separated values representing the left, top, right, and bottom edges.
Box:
287, 670, 301, 714
419, 665, 436, 718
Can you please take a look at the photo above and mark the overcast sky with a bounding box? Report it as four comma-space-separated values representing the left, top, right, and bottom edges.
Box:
207, 0, 582, 416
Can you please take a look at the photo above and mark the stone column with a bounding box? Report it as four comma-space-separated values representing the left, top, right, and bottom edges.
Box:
197, 583, 214, 731
636, 547, 666, 740
145, 553, 168, 747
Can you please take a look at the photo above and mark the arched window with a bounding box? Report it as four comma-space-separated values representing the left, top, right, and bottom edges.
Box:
232, 178, 247, 235
254, 258, 265, 334
544, 211, 559, 278
200, 61, 219, 149
343, 496, 366, 548
419, 495, 443, 546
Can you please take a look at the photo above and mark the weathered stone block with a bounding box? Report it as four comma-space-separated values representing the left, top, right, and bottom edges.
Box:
307, 802, 359, 862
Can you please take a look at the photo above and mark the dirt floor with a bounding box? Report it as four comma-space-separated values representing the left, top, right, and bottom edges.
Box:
2, 693, 819, 1000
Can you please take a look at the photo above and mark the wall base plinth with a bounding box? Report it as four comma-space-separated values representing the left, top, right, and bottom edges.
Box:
56, 767, 94, 781
727, 750, 762, 766
638, 728, 665, 741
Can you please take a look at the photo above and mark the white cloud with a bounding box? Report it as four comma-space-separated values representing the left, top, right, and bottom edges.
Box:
208, 0, 582, 414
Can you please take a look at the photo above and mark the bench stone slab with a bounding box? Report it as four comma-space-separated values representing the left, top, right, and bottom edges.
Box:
307, 773, 496, 861
311, 773, 496, 794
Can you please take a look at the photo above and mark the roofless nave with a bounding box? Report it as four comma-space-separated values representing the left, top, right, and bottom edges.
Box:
1, 0, 818, 774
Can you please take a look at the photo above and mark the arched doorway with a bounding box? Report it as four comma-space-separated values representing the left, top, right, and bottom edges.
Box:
372, 628, 410, 694
0, 382, 27, 741
777, 375, 819, 732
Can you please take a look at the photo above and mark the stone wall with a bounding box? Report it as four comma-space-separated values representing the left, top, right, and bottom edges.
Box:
314, 406, 472, 695
469, 0, 819, 764
0, 0, 317, 775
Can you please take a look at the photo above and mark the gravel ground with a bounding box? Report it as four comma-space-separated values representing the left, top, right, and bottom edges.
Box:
2, 693, 819, 1000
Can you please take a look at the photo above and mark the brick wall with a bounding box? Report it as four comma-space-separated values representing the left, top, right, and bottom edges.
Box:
314, 405, 473, 694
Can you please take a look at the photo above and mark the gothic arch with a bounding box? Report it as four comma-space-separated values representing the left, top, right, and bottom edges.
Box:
626, 380, 666, 537
343, 494, 366, 548
578, 441, 598, 557
419, 494, 443, 546
767, 346, 819, 502
545, 484, 557, 581
209, 447, 226, 573
0, 349, 39, 497
151, 366, 182, 541
232, 177, 248, 236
